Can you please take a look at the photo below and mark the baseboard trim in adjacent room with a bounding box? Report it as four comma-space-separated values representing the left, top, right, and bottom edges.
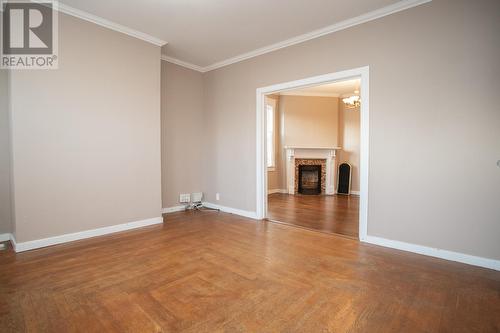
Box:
364, 235, 500, 271
203, 202, 259, 220
0, 233, 11, 242
267, 189, 287, 195
162, 206, 187, 214
350, 191, 360, 195
11, 217, 163, 253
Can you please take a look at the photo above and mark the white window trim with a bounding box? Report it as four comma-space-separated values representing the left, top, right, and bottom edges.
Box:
266, 101, 276, 170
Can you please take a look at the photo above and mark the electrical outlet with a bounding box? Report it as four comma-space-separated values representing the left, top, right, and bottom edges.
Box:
215, 193, 220, 201
179, 193, 190, 203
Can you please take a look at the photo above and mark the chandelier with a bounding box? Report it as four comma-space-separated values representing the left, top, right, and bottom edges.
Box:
342, 95, 360, 108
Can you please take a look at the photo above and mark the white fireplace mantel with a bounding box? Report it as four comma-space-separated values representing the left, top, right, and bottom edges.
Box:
285, 146, 342, 195
284, 146, 342, 150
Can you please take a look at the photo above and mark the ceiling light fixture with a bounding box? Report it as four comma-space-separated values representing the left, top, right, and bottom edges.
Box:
342, 95, 360, 108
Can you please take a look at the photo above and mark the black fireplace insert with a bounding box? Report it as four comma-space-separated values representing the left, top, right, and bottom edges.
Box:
298, 165, 321, 195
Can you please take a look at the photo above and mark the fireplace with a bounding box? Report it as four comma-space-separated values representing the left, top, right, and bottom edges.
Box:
287, 148, 339, 195
294, 158, 327, 194
298, 165, 322, 195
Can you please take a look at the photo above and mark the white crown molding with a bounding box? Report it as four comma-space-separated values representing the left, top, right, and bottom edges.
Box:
203, 0, 431, 72
160, 55, 205, 72
364, 235, 500, 271
11, 217, 163, 252
340, 93, 360, 98
55, 3, 167, 46
161, 0, 431, 73
280, 91, 340, 98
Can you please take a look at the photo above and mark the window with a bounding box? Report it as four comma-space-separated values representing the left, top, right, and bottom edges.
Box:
266, 103, 275, 169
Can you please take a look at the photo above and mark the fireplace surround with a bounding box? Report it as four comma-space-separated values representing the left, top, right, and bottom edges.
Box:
285, 147, 341, 195
295, 159, 326, 194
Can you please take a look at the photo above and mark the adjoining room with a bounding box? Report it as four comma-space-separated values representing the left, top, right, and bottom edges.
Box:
265, 78, 361, 238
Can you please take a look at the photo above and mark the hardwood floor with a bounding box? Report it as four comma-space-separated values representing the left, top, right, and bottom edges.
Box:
1, 210, 499, 332
268, 193, 359, 238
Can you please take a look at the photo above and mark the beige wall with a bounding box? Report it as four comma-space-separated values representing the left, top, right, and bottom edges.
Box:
9, 14, 162, 242
338, 102, 360, 192
268, 95, 340, 192
281, 96, 339, 148
202, 0, 500, 260
0, 69, 12, 234
161, 61, 204, 207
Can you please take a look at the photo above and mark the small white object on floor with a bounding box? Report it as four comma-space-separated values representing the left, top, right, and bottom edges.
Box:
0, 243, 6, 250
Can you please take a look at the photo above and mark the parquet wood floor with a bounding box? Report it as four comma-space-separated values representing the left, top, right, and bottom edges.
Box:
0, 210, 499, 332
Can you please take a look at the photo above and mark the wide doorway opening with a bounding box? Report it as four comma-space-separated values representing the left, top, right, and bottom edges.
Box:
256, 67, 369, 240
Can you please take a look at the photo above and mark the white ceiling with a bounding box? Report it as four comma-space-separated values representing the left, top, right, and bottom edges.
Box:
280, 78, 361, 97
59, 0, 429, 70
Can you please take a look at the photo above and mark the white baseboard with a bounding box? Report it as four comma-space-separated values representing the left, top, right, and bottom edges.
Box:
364, 235, 500, 271
203, 202, 259, 220
0, 233, 11, 242
12, 217, 163, 253
350, 191, 360, 195
267, 189, 287, 195
162, 205, 187, 214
